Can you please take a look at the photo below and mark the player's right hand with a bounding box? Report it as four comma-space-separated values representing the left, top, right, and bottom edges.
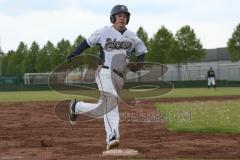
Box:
66, 54, 76, 61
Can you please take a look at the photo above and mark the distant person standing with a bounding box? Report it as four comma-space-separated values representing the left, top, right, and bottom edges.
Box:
207, 67, 216, 89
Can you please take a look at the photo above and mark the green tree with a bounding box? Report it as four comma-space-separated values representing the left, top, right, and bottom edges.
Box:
35, 46, 51, 72
56, 39, 72, 65
0, 50, 4, 76
5, 50, 17, 76
1, 56, 6, 76
137, 26, 149, 48
0, 48, 3, 56
7, 42, 28, 76
29, 41, 40, 71
43, 41, 58, 70
175, 25, 205, 78
167, 39, 182, 64
227, 23, 240, 62
148, 26, 174, 64
35, 41, 55, 72
175, 25, 205, 63
21, 41, 40, 74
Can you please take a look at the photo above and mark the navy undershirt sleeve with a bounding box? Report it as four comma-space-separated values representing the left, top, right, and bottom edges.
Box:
72, 40, 90, 55
136, 54, 145, 62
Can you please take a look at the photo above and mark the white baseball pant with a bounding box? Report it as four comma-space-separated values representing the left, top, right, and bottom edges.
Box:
208, 77, 215, 86
74, 66, 124, 144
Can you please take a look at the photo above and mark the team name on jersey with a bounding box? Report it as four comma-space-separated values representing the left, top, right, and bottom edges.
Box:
104, 38, 132, 50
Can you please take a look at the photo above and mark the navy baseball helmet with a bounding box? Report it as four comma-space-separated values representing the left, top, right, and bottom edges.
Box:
110, 4, 131, 24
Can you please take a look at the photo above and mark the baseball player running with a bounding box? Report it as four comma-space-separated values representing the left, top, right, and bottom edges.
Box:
207, 66, 216, 89
66, 4, 147, 150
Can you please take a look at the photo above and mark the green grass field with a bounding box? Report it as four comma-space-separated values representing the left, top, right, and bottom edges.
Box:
156, 100, 240, 133
160, 87, 240, 98
0, 87, 239, 102
0, 90, 94, 102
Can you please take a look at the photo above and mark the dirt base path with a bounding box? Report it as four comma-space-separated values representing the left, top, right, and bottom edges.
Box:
0, 97, 239, 159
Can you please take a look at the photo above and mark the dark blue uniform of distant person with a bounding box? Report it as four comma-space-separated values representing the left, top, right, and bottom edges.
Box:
207, 67, 216, 89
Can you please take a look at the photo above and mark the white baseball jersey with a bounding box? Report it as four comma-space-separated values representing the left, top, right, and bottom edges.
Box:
86, 26, 147, 72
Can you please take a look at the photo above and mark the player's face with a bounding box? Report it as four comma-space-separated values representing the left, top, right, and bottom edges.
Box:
113, 12, 128, 31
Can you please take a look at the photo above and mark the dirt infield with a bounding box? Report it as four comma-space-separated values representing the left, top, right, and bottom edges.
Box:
0, 97, 240, 160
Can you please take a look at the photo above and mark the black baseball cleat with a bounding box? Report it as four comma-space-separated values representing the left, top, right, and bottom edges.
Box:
69, 99, 77, 125
106, 136, 119, 150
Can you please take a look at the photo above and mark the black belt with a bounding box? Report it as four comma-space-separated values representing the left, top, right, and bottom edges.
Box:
102, 65, 124, 78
